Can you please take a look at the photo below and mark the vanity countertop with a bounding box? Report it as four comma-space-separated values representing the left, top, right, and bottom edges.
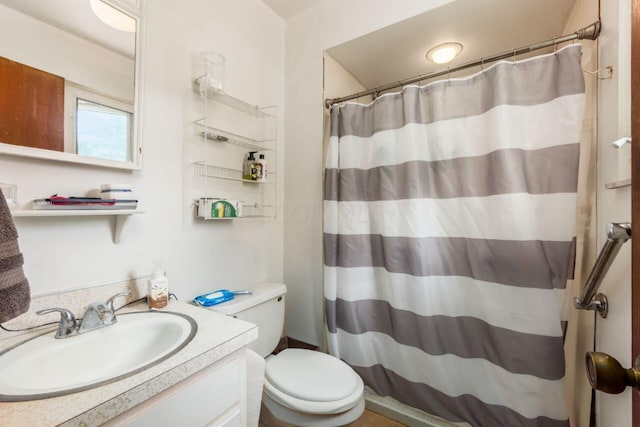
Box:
0, 301, 258, 426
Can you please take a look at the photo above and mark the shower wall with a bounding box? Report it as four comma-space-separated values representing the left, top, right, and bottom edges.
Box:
593, 0, 633, 426
323, 54, 366, 101
560, 1, 599, 425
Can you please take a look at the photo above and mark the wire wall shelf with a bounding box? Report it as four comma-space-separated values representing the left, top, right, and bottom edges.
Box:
241, 203, 276, 218
193, 162, 275, 184
194, 162, 241, 181
192, 66, 278, 221
193, 199, 275, 219
193, 76, 276, 117
194, 121, 275, 152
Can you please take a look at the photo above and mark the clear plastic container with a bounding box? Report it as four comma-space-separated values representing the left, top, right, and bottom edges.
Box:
200, 51, 225, 91
0, 183, 17, 208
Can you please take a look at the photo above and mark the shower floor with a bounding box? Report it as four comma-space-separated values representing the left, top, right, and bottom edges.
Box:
258, 404, 407, 427
363, 390, 469, 427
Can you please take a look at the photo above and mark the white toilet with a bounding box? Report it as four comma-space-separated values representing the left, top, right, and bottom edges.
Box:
206, 282, 365, 427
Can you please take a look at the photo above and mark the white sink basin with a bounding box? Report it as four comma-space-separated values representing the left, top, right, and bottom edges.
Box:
0, 311, 197, 401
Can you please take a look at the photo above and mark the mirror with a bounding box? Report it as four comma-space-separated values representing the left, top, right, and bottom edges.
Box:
0, 0, 142, 170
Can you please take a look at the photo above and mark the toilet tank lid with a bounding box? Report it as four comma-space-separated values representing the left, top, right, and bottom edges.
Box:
207, 282, 286, 315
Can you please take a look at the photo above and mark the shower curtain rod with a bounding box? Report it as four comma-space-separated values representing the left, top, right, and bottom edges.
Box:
325, 20, 601, 108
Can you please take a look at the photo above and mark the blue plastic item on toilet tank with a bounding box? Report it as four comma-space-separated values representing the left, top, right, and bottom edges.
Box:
193, 290, 251, 307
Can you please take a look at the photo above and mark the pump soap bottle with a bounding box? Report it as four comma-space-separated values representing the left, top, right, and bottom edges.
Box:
243, 151, 258, 181
257, 154, 268, 182
148, 267, 169, 309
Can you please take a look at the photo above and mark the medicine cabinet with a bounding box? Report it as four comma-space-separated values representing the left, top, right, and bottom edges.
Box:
192, 74, 277, 220
0, 0, 144, 170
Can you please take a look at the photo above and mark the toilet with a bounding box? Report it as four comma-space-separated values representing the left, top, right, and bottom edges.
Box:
205, 282, 365, 427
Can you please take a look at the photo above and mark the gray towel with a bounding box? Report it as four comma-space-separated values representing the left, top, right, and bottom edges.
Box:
0, 189, 29, 323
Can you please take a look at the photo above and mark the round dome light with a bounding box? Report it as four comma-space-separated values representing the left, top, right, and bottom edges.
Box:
426, 42, 463, 64
90, 0, 135, 33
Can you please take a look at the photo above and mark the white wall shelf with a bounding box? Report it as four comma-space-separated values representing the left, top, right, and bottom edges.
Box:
11, 209, 144, 243
193, 76, 276, 117
605, 178, 631, 189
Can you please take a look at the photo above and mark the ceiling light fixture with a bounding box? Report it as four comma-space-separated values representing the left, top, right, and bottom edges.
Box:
425, 42, 463, 64
90, 0, 135, 33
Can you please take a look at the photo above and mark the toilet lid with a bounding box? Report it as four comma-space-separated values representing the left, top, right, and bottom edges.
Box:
265, 349, 361, 402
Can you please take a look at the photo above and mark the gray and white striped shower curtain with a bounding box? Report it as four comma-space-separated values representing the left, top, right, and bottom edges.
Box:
324, 45, 585, 427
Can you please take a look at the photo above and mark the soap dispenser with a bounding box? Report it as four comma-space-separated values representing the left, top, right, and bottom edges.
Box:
243, 151, 258, 181
148, 266, 169, 309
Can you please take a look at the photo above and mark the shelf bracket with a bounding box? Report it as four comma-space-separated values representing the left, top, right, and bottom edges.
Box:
113, 214, 130, 244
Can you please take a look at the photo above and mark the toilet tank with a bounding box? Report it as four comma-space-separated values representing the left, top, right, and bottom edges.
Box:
206, 283, 286, 357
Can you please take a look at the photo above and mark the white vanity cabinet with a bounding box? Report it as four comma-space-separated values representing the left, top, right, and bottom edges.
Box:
104, 349, 248, 427
0, 302, 257, 427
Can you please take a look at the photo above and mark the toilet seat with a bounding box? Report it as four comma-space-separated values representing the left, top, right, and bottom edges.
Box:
263, 392, 366, 427
263, 349, 364, 414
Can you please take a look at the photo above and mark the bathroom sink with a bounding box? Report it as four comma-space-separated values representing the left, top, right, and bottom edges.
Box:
0, 311, 197, 402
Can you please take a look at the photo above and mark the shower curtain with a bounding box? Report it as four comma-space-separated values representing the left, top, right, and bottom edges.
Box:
324, 45, 585, 427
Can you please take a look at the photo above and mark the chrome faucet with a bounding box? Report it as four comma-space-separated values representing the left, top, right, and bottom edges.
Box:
78, 291, 130, 333
36, 307, 77, 338
36, 291, 130, 338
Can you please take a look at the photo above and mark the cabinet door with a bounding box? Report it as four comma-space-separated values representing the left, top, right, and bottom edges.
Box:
0, 56, 64, 151
105, 351, 247, 427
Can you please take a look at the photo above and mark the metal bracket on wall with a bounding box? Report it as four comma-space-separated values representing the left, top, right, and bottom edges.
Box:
574, 222, 632, 318
584, 65, 614, 80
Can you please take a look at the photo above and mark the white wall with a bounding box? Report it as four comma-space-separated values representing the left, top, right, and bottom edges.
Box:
1, 0, 285, 302
323, 54, 367, 101
595, 0, 633, 425
0, 5, 134, 100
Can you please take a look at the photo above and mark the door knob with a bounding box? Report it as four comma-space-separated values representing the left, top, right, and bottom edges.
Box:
585, 352, 640, 394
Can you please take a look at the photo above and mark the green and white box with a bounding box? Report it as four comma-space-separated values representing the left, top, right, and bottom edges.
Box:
197, 198, 242, 219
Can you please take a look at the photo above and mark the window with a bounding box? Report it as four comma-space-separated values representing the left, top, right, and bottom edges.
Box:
65, 82, 133, 162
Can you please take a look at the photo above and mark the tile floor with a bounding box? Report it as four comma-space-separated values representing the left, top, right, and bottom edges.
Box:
258, 404, 408, 427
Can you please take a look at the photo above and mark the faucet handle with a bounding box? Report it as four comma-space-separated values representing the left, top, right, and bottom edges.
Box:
105, 291, 131, 312
36, 308, 77, 338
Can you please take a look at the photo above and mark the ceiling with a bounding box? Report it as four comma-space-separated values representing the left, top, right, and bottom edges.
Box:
326, 0, 577, 91
259, 0, 578, 94
261, 0, 325, 19
3, 0, 578, 94
0, 0, 135, 58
